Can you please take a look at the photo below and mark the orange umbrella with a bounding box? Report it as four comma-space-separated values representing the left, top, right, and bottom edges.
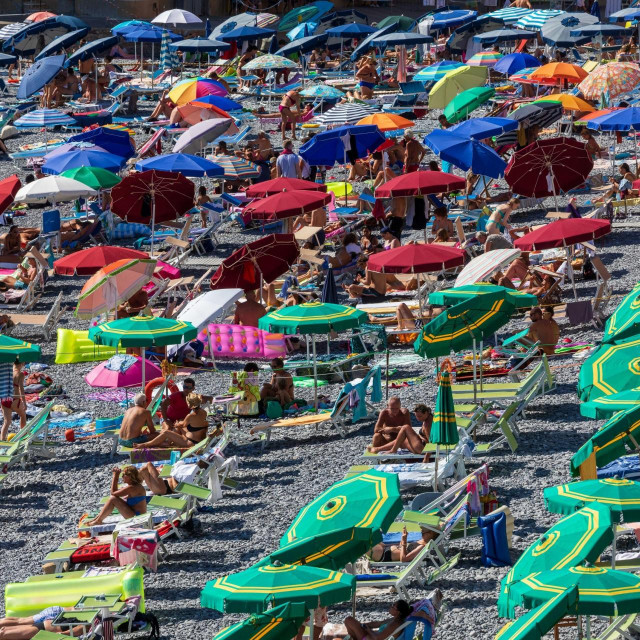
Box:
26, 11, 57, 22
356, 113, 415, 132
177, 102, 232, 126
575, 107, 620, 125
537, 94, 595, 113
530, 62, 588, 84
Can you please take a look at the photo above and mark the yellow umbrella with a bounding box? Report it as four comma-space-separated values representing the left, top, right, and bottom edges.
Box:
537, 94, 595, 113
429, 66, 487, 109
356, 113, 414, 132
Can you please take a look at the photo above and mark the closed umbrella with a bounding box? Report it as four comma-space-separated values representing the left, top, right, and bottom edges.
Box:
160, 29, 179, 72
246, 177, 326, 198
443, 87, 496, 124
321, 268, 338, 305
448, 116, 518, 139
541, 12, 598, 47
245, 190, 331, 221
430, 284, 537, 309
0, 336, 42, 363
375, 171, 465, 198
602, 281, 640, 344
60, 167, 121, 191
136, 153, 224, 177
431, 368, 459, 489
429, 65, 488, 109
54, 246, 148, 276
14, 175, 97, 204
211, 602, 307, 640
17, 54, 65, 100
299, 125, 385, 167
35, 27, 87, 60
174, 119, 235, 154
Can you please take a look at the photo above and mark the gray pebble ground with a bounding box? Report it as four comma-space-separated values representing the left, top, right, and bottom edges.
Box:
0, 48, 637, 640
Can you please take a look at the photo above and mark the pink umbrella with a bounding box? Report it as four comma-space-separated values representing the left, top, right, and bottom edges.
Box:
85, 355, 162, 390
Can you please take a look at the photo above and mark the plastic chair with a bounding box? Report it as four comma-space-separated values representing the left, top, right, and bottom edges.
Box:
41, 209, 61, 252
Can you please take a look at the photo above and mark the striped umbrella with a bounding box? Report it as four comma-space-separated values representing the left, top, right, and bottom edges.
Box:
243, 54, 297, 70
414, 60, 464, 82
0, 335, 42, 363
487, 7, 533, 23
212, 602, 307, 640
467, 50, 503, 67
514, 9, 565, 31
454, 248, 521, 287
14, 108, 75, 128
160, 29, 179, 70
210, 154, 260, 179
316, 102, 378, 126
495, 102, 563, 145
0, 22, 27, 40
168, 77, 227, 105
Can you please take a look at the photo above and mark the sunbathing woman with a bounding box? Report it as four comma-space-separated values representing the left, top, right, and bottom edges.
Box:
342, 600, 412, 640
0, 257, 38, 292
431, 207, 454, 238
0, 606, 85, 639
146, 90, 175, 122
85, 466, 147, 526
279, 89, 302, 141
368, 405, 433, 459
368, 527, 436, 565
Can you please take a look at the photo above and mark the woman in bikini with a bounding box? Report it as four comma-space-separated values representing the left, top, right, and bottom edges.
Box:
342, 599, 412, 640
486, 198, 520, 236
279, 89, 301, 141
1, 362, 26, 441
85, 466, 147, 526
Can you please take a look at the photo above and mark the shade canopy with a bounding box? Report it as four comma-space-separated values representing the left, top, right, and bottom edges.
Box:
259, 302, 367, 334
246, 178, 326, 198
414, 60, 463, 82
602, 281, 640, 344
299, 125, 385, 167
430, 284, 538, 309
541, 12, 598, 46
69, 127, 136, 159
447, 116, 518, 140
367, 244, 465, 274
136, 153, 224, 177
429, 65, 488, 109
580, 388, 640, 419
444, 86, 496, 124
14, 176, 97, 204
54, 246, 148, 276
244, 190, 331, 221
17, 54, 65, 99
455, 249, 520, 287
211, 602, 307, 640
60, 167, 121, 191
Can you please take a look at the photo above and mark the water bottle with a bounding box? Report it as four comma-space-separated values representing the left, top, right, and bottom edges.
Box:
170, 450, 179, 465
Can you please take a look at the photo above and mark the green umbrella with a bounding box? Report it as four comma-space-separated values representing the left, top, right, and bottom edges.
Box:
498, 503, 613, 617
60, 166, 121, 190
212, 602, 307, 640
577, 336, 640, 402
496, 586, 578, 640
430, 368, 459, 491
282, 469, 402, 545
580, 388, 640, 420
377, 15, 415, 31
444, 86, 496, 124
0, 335, 41, 363
571, 406, 640, 478
429, 284, 538, 309
507, 566, 640, 617
201, 563, 355, 613
603, 282, 640, 345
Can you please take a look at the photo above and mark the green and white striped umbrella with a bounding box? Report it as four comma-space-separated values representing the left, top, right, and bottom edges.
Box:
160, 29, 179, 70
514, 9, 565, 31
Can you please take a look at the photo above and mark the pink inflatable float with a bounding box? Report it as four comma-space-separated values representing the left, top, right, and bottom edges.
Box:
198, 324, 287, 359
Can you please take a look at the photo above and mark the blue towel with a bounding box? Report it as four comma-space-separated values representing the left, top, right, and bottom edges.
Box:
356, 573, 394, 581
0, 363, 12, 401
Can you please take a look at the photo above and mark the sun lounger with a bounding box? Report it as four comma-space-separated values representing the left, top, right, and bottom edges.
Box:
5, 291, 63, 341
594, 614, 640, 640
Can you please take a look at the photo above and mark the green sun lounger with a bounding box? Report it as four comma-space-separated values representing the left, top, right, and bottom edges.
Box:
595, 614, 640, 640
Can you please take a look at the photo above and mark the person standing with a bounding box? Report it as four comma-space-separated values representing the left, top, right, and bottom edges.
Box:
276, 140, 302, 179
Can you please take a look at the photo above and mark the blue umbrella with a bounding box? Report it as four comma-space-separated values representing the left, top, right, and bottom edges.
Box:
326, 22, 377, 37
473, 27, 537, 43
421, 10, 477, 31
205, 19, 212, 37
351, 24, 396, 61
321, 267, 338, 304
5, 15, 88, 55
371, 32, 434, 46
276, 34, 330, 56
448, 117, 518, 139
609, 7, 640, 21
48, 16, 88, 31
42, 145, 127, 175
17, 54, 65, 100
587, 107, 640, 131
111, 20, 151, 36
287, 22, 317, 41
217, 25, 275, 42
124, 27, 180, 43
570, 22, 630, 42
136, 153, 224, 177
66, 36, 119, 65
14, 108, 75, 128
187, 94, 243, 111
0, 52, 17, 67
493, 52, 541, 75
591, 0, 601, 20
268, 34, 278, 53
300, 125, 385, 167
541, 13, 598, 47
35, 28, 88, 60
170, 37, 229, 52
414, 60, 464, 81
68, 127, 135, 159
424, 130, 507, 179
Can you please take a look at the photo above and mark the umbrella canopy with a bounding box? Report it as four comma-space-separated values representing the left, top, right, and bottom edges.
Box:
424, 131, 506, 179
66, 36, 119, 65
152, 9, 203, 28
414, 60, 464, 82
299, 84, 345, 99
325, 22, 377, 37
570, 22, 630, 42
35, 27, 87, 60
0, 335, 42, 363
210, 234, 299, 291
209, 154, 260, 179
201, 562, 355, 614
42, 146, 126, 175
68, 127, 136, 159
0, 52, 16, 66
431, 370, 459, 446
514, 218, 610, 251
171, 37, 228, 53
4, 19, 79, 55
14, 108, 75, 128
60, 167, 121, 191
494, 53, 542, 76
571, 407, 640, 477
580, 389, 640, 420
447, 17, 503, 55
246, 178, 326, 198
259, 302, 367, 334
429, 65, 488, 109
76, 258, 157, 319
111, 170, 195, 225
26, 11, 57, 22
111, 20, 151, 35
514, 9, 565, 30
443, 86, 496, 123
219, 25, 275, 42
467, 50, 504, 66
530, 61, 589, 84
315, 102, 379, 127
475, 27, 536, 44
430, 284, 538, 309
587, 106, 640, 132
356, 112, 414, 132
541, 12, 598, 46
421, 10, 477, 31
54, 246, 148, 276
282, 469, 402, 544
487, 7, 533, 23
0, 175, 21, 215
269, 527, 382, 571
0, 23, 27, 40
496, 102, 563, 145
243, 54, 297, 70
174, 118, 235, 154
209, 11, 278, 39
17, 54, 65, 100
351, 24, 397, 62
536, 94, 595, 113
123, 26, 181, 43
448, 116, 518, 139
244, 190, 331, 221
15, 175, 97, 204
85, 355, 162, 389
211, 602, 307, 640
415, 291, 516, 358
136, 153, 223, 177
169, 77, 227, 105
299, 125, 385, 167
609, 7, 640, 21
368, 244, 465, 274
370, 31, 433, 47
188, 95, 242, 112
375, 171, 465, 198
580, 63, 640, 100
376, 15, 416, 30
89, 315, 197, 348
455, 248, 520, 287
498, 503, 613, 617
505, 137, 594, 199
603, 282, 640, 345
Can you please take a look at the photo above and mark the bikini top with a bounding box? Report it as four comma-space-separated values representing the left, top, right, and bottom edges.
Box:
126, 494, 146, 506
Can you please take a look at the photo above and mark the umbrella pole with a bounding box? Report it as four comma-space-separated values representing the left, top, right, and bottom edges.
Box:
142, 347, 146, 388
312, 335, 318, 410
612, 524, 617, 569
417, 273, 423, 318
385, 348, 389, 401
433, 444, 439, 491
566, 246, 577, 301
472, 338, 477, 403
479, 340, 483, 392
150, 194, 156, 258
151, 43, 155, 88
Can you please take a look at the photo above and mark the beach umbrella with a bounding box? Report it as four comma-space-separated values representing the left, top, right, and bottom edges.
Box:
176, 101, 234, 126
42, 146, 126, 175
473, 28, 536, 45
602, 282, 640, 345
0, 23, 27, 41
429, 65, 488, 109
276, 34, 329, 57
269, 527, 381, 571
430, 284, 537, 309
219, 25, 275, 42
571, 407, 640, 478
123, 26, 180, 43
60, 167, 121, 191
514, 218, 610, 251
171, 36, 228, 53
65, 35, 119, 66
370, 31, 433, 47
430, 369, 459, 486
35, 27, 87, 60
530, 61, 589, 84
85, 356, 162, 393
211, 602, 307, 640
580, 389, 640, 419
495, 102, 563, 145
541, 12, 598, 46
15, 175, 97, 204
576, 107, 619, 125
496, 587, 578, 640
111, 20, 151, 35
467, 50, 504, 66
3, 18, 80, 55
210, 11, 278, 40
0, 175, 21, 215
160, 29, 180, 71
279, 3, 329, 33
321, 268, 338, 305
246, 178, 326, 198
76, 258, 157, 319
286, 22, 317, 41
68, 127, 135, 159
136, 153, 224, 177
210, 234, 299, 291
487, 7, 533, 23
244, 190, 331, 221
536, 94, 595, 113
356, 112, 414, 132
448, 116, 518, 139
242, 54, 297, 71
14, 108, 75, 128
425, 131, 506, 179
173, 119, 235, 155
201, 562, 355, 614
454, 248, 520, 287
282, 469, 402, 543
0, 335, 42, 363
498, 503, 613, 617
299, 85, 345, 100
447, 17, 503, 55
420, 10, 477, 31
152, 9, 203, 29
299, 125, 385, 167
570, 22, 630, 43
375, 171, 465, 198
376, 15, 415, 30
368, 244, 465, 274
326, 22, 376, 37
494, 53, 541, 76
209, 154, 260, 180
16, 54, 65, 100
414, 60, 464, 82
443, 86, 496, 123
315, 102, 378, 127
0, 52, 16, 66
26, 11, 57, 22
188, 94, 243, 112
514, 9, 565, 30
580, 63, 640, 100
350, 24, 396, 62
587, 106, 640, 132
169, 77, 227, 105
54, 246, 148, 276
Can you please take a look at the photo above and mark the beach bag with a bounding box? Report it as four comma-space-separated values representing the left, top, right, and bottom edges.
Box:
235, 400, 259, 416
266, 401, 283, 419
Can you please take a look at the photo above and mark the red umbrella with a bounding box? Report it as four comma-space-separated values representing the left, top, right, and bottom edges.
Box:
505, 137, 593, 206
246, 178, 327, 198
368, 243, 465, 274
54, 246, 148, 276
111, 170, 195, 225
0, 175, 21, 215
514, 218, 611, 251
244, 190, 331, 221
210, 234, 299, 291
375, 171, 466, 198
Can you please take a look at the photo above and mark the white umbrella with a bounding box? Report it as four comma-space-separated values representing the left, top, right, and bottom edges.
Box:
173, 118, 235, 154
15, 175, 97, 204
177, 288, 244, 332
152, 9, 203, 29
454, 248, 521, 287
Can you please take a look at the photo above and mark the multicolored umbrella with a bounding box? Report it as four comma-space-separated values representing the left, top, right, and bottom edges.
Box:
168, 77, 227, 105
570, 408, 640, 478
60, 167, 121, 190
212, 602, 307, 640
210, 154, 260, 179
578, 62, 640, 100
602, 281, 640, 345
467, 50, 503, 67
0, 335, 42, 363
76, 258, 157, 319
580, 388, 640, 420
245, 190, 331, 221
356, 112, 414, 132
201, 563, 355, 613
85, 355, 162, 390
282, 469, 402, 544
429, 65, 488, 109
430, 284, 538, 309
14, 108, 74, 128
243, 54, 297, 70
414, 60, 464, 82
443, 86, 496, 124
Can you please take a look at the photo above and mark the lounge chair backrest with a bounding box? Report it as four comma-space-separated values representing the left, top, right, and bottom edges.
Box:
591, 255, 611, 283
42, 210, 61, 234
146, 378, 169, 415
399, 80, 425, 95
332, 365, 382, 419
419, 464, 489, 514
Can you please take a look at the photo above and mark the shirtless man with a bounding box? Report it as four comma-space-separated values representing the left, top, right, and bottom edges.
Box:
387, 197, 407, 240
233, 290, 267, 326
3, 226, 22, 255
355, 57, 379, 99
280, 89, 302, 141
346, 266, 389, 302
523, 306, 560, 355
118, 393, 157, 448
260, 357, 294, 401
371, 396, 411, 448
117, 288, 149, 317
404, 132, 425, 173
511, 0, 532, 8
237, 47, 257, 89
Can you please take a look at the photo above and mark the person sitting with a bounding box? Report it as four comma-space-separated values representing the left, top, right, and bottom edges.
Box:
161, 377, 204, 428
346, 265, 388, 302
327, 232, 361, 268
368, 526, 436, 564
598, 163, 637, 201
433, 228, 450, 243
117, 288, 149, 318
275, 378, 292, 407
146, 90, 175, 122
521, 305, 560, 355
381, 226, 400, 250
341, 600, 412, 640
0, 606, 86, 639
0, 256, 38, 292
85, 466, 147, 526
497, 252, 530, 288
3, 226, 23, 256
233, 290, 267, 326
138, 457, 203, 496
260, 357, 294, 403
431, 206, 454, 238
368, 405, 433, 460
118, 393, 157, 447
580, 128, 602, 159
371, 396, 411, 449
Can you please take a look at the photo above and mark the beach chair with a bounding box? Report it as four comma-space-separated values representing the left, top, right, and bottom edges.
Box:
5, 291, 63, 341
590, 255, 613, 327
593, 614, 640, 640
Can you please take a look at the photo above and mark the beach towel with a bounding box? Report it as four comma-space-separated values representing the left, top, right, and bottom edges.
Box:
104, 354, 138, 374
0, 363, 12, 402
